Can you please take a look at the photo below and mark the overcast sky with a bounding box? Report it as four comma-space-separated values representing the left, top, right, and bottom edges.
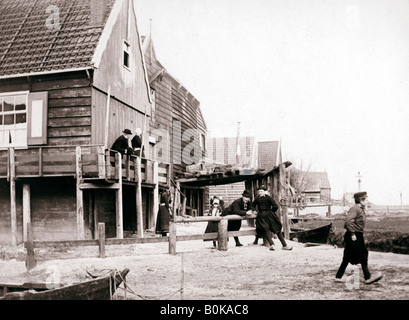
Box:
134, 0, 409, 205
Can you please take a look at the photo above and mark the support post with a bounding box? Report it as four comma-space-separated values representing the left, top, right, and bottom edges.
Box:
9, 148, 17, 246
98, 223, 106, 258
97, 145, 106, 179
168, 220, 177, 255
135, 157, 143, 238
217, 218, 228, 251
152, 161, 159, 228
327, 205, 332, 218
22, 183, 31, 242
25, 222, 36, 271
76, 147, 85, 240
115, 152, 123, 239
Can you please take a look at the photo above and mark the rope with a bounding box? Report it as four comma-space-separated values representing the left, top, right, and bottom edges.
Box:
84, 267, 184, 300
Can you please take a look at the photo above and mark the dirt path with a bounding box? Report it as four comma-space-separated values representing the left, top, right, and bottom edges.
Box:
1, 230, 409, 300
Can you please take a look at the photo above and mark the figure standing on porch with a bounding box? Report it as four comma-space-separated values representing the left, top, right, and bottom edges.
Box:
156, 187, 172, 236
252, 186, 292, 251
335, 191, 383, 284
221, 190, 254, 247
111, 129, 133, 156
131, 127, 145, 157
204, 196, 224, 248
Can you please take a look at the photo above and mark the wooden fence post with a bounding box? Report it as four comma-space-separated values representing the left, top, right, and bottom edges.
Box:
98, 223, 106, 258
168, 221, 177, 255
22, 183, 31, 242
217, 218, 228, 251
25, 222, 36, 271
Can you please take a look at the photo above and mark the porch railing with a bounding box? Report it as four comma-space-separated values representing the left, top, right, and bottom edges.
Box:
0, 145, 170, 185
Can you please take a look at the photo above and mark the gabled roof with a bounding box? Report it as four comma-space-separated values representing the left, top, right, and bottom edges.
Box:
258, 141, 279, 172
0, 0, 116, 78
301, 172, 331, 192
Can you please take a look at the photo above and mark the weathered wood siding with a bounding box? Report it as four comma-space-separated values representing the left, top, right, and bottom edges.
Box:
93, 0, 151, 117
91, 89, 147, 148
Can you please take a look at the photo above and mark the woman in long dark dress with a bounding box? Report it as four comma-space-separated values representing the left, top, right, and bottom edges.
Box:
252, 186, 292, 251
156, 189, 172, 236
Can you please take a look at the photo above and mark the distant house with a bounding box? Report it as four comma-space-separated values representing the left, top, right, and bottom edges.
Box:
0, 0, 170, 245
142, 32, 208, 216
298, 172, 331, 203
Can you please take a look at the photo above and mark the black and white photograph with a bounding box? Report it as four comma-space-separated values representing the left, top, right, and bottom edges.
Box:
0, 0, 408, 306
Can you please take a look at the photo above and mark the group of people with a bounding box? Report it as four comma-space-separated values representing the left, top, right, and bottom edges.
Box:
205, 185, 293, 251
111, 128, 145, 158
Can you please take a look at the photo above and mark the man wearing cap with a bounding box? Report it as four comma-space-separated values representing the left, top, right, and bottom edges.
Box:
111, 129, 134, 156
221, 190, 254, 247
252, 185, 292, 251
335, 191, 383, 285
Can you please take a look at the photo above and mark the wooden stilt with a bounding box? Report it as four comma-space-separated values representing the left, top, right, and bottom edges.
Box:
135, 157, 143, 238
75, 147, 85, 240
9, 148, 17, 246
152, 161, 159, 229
115, 152, 123, 239
22, 183, 31, 242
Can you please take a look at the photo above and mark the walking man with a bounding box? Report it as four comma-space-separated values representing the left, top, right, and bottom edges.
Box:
335, 191, 383, 284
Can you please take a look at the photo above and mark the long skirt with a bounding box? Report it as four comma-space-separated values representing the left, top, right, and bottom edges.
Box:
155, 206, 171, 234
342, 231, 368, 265
204, 221, 218, 241
256, 210, 282, 235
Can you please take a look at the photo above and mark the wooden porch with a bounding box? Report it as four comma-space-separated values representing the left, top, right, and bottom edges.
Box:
0, 145, 170, 245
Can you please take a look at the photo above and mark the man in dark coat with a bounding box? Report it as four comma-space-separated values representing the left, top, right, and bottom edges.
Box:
221, 190, 254, 247
111, 129, 133, 156
252, 185, 292, 251
335, 191, 383, 284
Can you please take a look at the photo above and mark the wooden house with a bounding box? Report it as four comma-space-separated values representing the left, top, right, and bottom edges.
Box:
141, 33, 208, 216
0, 0, 170, 245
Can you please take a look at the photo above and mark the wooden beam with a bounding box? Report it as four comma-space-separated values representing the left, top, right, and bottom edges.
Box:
135, 157, 143, 238
75, 147, 85, 240
22, 183, 31, 242
79, 183, 120, 190
115, 152, 123, 239
9, 148, 17, 246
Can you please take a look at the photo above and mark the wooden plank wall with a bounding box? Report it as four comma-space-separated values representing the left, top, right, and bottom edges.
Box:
0, 180, 23, 245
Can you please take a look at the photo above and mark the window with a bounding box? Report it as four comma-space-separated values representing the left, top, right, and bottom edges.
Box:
0, 92, 28, 147
123, 40, 130, 69
150, 89, 156, 122
0, 91, 48, 148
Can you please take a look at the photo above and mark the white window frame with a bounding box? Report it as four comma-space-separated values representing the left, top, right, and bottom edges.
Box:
0, 91, 29, 148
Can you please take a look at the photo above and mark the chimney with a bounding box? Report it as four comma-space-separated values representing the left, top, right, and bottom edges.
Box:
90, 0, 107, 26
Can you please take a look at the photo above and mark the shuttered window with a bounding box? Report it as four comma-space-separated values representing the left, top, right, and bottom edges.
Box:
0, 91, 48, 147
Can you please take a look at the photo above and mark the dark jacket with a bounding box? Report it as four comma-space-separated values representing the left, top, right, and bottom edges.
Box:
252, 195, 279, 213
111, 135, 132, 156
131, 135, 145, 157
222, 197, 253, 232
344, 204, 366, 234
